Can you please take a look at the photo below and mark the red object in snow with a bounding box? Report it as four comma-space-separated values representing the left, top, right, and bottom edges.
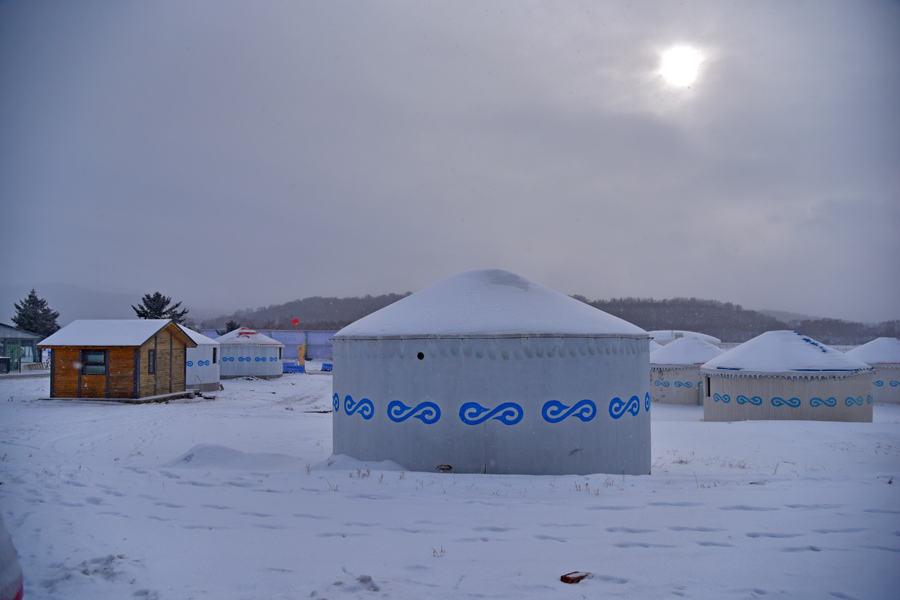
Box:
560, 572, 591, 584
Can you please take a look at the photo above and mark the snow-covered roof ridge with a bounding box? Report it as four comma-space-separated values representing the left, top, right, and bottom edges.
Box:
701, 330, 873, 379
651, 336, 724, 366
334, 269, 648, 339
38, 319, 192, 347
648, 330, 721, 344
178, 325, 220, 346
216, 327, 284, 346
845, 337, 900, 366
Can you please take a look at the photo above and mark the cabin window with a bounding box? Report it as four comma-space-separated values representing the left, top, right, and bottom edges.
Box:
82, 350, 107, 375
212, 348, 217, 364
148, 350, 156, 374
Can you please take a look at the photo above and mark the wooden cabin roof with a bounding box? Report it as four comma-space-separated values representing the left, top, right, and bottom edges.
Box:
38, 319, 197, 348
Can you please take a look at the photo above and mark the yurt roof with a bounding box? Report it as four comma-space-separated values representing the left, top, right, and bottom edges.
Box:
215, 327, 284, 346
844, 337, 900, 366
648, 330, 721, 345
38, 319, 196, 348
649, 340, 663, 352
334, 269, 648, 340
651, 336, 724, 366
178, 325, 219, 347
700, 330, 872, 378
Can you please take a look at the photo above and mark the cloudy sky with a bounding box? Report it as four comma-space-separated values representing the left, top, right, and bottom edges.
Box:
2, 1, 898, 323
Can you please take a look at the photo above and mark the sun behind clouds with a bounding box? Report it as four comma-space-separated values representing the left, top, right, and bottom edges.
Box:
659, 46, 703, 87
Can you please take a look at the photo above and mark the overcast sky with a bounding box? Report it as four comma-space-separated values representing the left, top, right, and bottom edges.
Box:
2, 1, 898, 323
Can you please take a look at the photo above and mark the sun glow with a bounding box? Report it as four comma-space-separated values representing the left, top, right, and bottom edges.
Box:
659, 46, 702, 87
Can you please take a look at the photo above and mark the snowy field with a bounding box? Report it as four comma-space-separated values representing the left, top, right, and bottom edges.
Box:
1, 368, 898, 600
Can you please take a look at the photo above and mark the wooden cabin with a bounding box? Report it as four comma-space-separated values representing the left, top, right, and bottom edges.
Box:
38, 320, 197, 400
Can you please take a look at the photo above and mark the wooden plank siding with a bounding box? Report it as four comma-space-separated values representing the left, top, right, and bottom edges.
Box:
50, 347, 80, 398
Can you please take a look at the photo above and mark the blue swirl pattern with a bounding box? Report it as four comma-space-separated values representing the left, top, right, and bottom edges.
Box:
874, 380, 884, 387
344, 395, 375, 419
845, 396, 864, 407
673, 381, 693, 388
541, 399, 596, 423
772, 397, 801, 408
866, 395, 874, 404
809, 396, 837, 407
736, 395, 763, 405
459, 402, 523, 425
654, 380, 670, 387
891, 381, 900, 387
332, 393, 340, 412
645, 392, 651, 412
186, 361, 193, 367
388, 400, 441, 424
608, 395, 640, 419
713, 393, 731, 404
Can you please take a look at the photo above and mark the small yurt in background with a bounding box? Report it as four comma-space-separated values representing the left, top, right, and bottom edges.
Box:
332, 269, 651, 476
845, 338, 900, 404
648, 330, 721, 346
650, 337, 724, 405
701, 331, 874, 422
179, 326, 220, 392
217, 327, 283, 379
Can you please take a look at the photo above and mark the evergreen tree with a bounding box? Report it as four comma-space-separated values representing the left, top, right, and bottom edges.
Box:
132, 292, 189, 324
216, 320, 241, 336
12, 289, 61, 337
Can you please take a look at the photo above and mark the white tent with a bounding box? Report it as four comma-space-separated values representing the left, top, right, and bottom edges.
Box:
648, 330, 721, 346
179, 326, 220, 392
332, 269, 651, 476
700, 331, 874, 422
845, 337, 900, 404
650, 337, 724, 405
217, 328, 283, 379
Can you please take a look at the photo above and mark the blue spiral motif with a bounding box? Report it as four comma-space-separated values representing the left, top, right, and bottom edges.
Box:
809, 396, 837, 407
344, 395, 374, 419
736, 395, 763, 405
845, 396, 864, 407
867, 395, 873, 404
645, 392, 651, 412
608, 395, 641, 419
891, 381, 900, 387
874, 380, 884, 387
459, 402, 523, 426
673, 381, 693, 388
654, 380, 670, 387
387, 400, 441, 424
541, 399, 596, 423
332, 393, 340, 412
713, 393, 731, 404
270, 357, 276, 361
186, 361, 194, 367
772, 397, 801, 408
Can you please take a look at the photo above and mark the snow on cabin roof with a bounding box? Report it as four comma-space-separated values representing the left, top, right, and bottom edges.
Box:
845, 337, 900, 366
38, 319, 195, 347
700, 330, 872, 378
178, 325, 219, 347
215, 327, 283, 346
648, 330, 722, 344
334, 269, 648, 339
651, 336, 724, 366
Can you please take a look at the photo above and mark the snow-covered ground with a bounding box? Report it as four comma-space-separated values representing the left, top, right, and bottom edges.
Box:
1, 366, 898, 600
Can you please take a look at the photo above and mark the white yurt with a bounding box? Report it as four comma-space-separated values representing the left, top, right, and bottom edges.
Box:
648, 330, 721, 346
332, 269, 651, 476
845, 338, 900, 404
650, 336, 724, 405
700, 331, 874, 422
179, 326, 220, 392
217, 327, 284, 379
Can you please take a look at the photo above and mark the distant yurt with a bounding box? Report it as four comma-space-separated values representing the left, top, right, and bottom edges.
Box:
845, 338, 900, 404
179, 326, 220, 392
650, 337, 724, 405
217, 327, 283, 379
648, 330, 721, 346
700, 331, 874, 422
332, 269, 651, 476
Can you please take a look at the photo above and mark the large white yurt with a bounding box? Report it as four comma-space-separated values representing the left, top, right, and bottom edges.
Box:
217, 327, 284, 379
648, 330, 721, 346
332, 269, 651, 476
179, 326, 220, 392
845, 338, 900, 404
700, 331, 874, 422
650, 336, 724, 405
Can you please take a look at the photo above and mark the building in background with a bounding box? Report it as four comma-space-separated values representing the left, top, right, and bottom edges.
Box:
650, 337, 724, 405
845, 337, 900, 404
179, 326, 220, 393
217, 327, 283, 379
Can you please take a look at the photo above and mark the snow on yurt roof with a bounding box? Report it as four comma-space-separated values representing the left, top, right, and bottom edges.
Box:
700, 331, 872, 378
215, 327, 283, 346
649, 340, 663, 352
648, 330, 721, 345
334, 269, 648, 339
650, 336, 724, 366
178, 325, 219, 346
845, 337, 900, 365
38, 319, 195, 347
